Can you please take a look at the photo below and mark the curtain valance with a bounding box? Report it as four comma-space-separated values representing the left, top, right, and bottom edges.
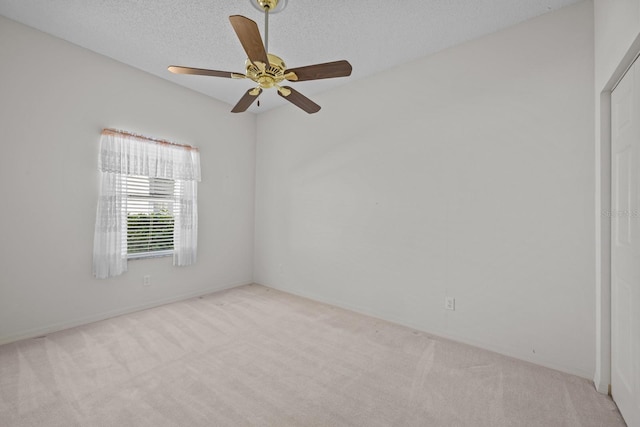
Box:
98, 129, 201, 181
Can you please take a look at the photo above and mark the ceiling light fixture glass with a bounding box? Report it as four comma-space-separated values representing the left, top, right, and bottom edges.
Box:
250, 0, 288, 14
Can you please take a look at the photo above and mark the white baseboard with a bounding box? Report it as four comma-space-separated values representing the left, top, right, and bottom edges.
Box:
257, 281, 593, 380
0, 281, 250, 346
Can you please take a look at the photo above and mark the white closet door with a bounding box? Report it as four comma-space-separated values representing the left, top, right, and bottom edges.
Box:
611, 57, 640, 427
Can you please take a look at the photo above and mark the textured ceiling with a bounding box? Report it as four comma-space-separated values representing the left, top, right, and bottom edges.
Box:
0, 0, 582, 114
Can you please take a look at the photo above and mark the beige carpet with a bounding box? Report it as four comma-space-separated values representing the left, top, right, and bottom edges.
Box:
0, 284, 625, 426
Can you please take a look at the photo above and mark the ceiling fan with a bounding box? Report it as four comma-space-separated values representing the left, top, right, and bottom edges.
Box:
168, 0, 352, 114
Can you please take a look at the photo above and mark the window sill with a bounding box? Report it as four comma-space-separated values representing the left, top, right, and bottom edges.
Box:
127, 250, 173, 260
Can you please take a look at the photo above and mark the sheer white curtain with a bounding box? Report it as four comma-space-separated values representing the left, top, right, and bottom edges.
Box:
93, 130, 201, 279
174, 180, 198, 266
93, 172, 127, 279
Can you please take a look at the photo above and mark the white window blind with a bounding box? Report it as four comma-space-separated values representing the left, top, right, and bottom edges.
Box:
124, 176, 179, 259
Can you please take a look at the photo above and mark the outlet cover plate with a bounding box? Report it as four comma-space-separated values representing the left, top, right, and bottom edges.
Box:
445, 297, 455, 311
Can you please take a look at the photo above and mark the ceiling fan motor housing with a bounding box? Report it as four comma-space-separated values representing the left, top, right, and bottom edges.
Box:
245, 54, 287, 89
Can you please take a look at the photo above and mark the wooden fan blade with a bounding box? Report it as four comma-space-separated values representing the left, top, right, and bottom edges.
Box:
277, 86, 321, 114
285, 60, 352, 82
229, 15, 269, 66
168, 66, 240, 78
231, 88, 262, 113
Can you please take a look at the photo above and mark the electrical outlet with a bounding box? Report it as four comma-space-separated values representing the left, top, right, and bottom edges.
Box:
445, 296, 455, 311
143, 275, 151, 287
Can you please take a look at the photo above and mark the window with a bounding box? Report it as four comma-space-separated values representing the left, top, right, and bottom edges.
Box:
93, 129, 200, 279
124, 176, 177, 259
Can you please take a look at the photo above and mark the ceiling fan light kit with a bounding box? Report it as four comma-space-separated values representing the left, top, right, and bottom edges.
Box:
168, 0, 352, 113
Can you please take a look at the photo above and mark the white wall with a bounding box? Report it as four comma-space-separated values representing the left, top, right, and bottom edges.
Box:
594, 0, 640, 393
255, 1, 595, 378
0, 16, 256, 344
0, 3, 598, 381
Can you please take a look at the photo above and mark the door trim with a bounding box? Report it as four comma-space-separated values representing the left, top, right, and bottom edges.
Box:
596, 32, 640, 395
